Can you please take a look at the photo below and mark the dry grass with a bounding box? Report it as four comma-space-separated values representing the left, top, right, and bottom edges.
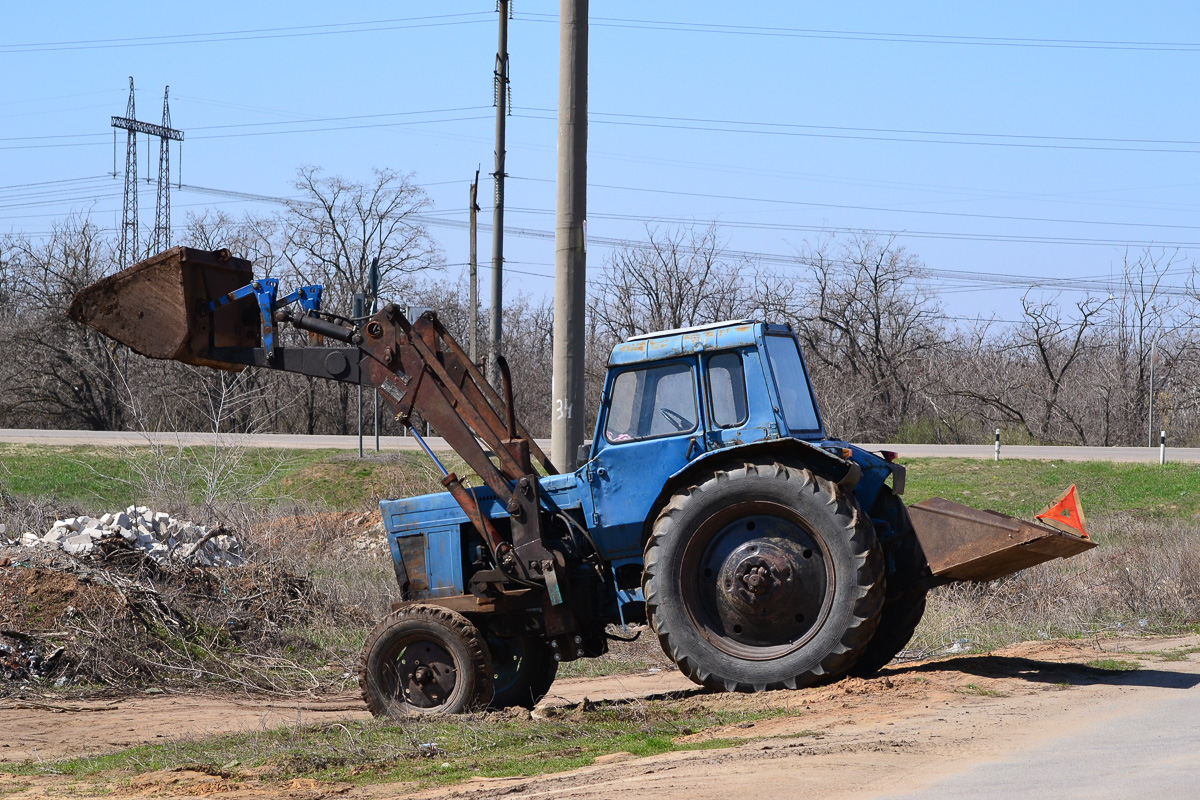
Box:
0, 497, 393, 696
910, 516, 1200, 657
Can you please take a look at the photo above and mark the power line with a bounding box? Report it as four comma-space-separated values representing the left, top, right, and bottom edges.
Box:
515, 109, 1200, 155
7, 179, 1194, 305
521, 13, 1200, 52
0, 109, 494, 151
0, 12, 493, 54
507, 177, 1200, 237
518, 106, 1200, 152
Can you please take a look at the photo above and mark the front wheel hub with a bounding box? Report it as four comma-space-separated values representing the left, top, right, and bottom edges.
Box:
396, 642, 457, 708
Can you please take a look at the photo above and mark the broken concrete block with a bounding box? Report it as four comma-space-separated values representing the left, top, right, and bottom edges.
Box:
113, 512, 131, 530
20, 532, 41, 547
99, 513, 114, 526
43, 528, 67, 544
63, 535, 94, 555
81, 527, 106, 540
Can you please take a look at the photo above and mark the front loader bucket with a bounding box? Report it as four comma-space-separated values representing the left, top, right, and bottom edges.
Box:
908, 497, 1095, 583
68, 247, 257, 370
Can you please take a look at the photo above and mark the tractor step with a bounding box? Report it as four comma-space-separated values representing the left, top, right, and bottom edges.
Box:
908, 497, 1095, 583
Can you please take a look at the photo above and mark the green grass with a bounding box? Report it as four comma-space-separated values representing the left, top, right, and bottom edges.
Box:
956, 683, 1008, 698
5, 444, 1200, 521
0, 445, 143, 508
9, 700, 778, 789
1085, 658, 1141, 672
0, 444, 468, 512
902, 458, 1200, 520
1159, 646, 1200, 662
0, 781, 31, 797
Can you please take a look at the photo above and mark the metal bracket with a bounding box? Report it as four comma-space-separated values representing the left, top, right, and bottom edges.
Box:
509, 475, 556, 576
206, 280, 323, 360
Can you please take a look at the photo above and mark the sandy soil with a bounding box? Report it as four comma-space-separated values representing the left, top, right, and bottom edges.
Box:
3, 635, 1198, 799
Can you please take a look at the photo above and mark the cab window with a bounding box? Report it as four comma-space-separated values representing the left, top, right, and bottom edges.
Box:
706, 351, 748, 428
605, 362, 698, 442
764, 335, 821, 432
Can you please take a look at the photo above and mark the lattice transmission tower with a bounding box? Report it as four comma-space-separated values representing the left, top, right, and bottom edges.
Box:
111, 77, 184, 268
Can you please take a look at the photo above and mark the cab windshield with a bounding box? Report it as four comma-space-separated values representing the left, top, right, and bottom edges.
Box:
764, 335, 821, 433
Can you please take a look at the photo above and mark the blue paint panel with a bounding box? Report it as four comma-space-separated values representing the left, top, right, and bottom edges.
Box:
609, 321, 761, 367
379, 472, 594, 596
424, 526, 462, 597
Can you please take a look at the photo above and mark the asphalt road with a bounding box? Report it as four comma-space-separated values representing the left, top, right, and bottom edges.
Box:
2, 428, 1197, 463
876, 665, 1200, 800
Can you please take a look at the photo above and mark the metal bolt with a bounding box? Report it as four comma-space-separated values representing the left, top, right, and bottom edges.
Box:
576, 649, 585, 657
573, 635, 582, 644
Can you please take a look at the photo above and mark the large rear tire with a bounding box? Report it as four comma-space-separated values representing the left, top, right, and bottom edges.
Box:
359, 604, 493, 717
847, 589, 927, 676
849, 486, 929, 677
643, 460, 884, 692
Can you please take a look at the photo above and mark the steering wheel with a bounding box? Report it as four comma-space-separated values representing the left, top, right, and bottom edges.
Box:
660, 407, 691, 431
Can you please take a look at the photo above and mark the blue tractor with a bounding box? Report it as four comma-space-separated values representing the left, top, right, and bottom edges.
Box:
70, 247, 1095, 715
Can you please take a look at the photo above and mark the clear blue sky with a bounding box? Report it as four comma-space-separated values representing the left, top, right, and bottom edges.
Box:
4, 1, 1199, 323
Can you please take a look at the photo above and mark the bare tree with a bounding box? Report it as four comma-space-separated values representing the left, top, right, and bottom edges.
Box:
592, 224, 754, 342
280, 166, 441, 317
792, 234, 944, 440
0, 215, 130, 430
273, 167, 442, 434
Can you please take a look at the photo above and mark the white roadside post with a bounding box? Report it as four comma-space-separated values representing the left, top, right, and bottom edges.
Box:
994, 428, 1001, 462
1160, 430, 1166, 465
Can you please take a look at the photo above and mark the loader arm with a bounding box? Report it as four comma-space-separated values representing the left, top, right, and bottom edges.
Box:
68, 247, 562, 586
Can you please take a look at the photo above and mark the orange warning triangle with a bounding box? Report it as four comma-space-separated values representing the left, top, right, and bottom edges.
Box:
1035, 484, 1089, 539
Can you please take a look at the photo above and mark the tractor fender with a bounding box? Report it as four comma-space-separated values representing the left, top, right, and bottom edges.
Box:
639, 438, 861, 549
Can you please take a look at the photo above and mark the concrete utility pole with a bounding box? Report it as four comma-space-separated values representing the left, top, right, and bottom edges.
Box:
551, 0, 588, 470
489, 0, 510, 387
469, 169, 480, 363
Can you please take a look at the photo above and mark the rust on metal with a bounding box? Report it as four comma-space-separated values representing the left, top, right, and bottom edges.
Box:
908, 497, 1096, 583
427, 313, 556, 474
67, 246, 256, 370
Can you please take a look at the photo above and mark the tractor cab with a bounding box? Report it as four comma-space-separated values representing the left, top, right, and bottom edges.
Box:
584, 320, 837, 563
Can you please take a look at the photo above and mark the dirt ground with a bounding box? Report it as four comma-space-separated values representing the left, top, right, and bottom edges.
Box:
3, 634, 1199, 799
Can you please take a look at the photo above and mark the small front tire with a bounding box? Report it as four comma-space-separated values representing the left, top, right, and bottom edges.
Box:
359, 604, 493, 717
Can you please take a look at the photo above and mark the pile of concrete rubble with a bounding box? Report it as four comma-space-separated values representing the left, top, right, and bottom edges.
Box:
13, 506, 244, 567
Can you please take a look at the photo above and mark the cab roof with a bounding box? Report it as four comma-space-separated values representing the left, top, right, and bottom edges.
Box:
609, 319, 791, 366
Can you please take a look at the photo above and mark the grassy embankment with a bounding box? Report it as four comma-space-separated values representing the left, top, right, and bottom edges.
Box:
3, 443, 1198, 519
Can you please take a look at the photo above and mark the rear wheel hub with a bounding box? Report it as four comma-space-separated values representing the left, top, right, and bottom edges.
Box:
687, 508, 832, 658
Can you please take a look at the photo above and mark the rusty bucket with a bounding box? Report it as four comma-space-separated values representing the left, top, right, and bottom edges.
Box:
908, 497, 1096, 583
68, 247, 258, 369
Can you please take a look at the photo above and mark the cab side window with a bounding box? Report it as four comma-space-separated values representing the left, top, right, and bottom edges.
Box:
605, 362, 697, 442
707, 351, 747, 428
